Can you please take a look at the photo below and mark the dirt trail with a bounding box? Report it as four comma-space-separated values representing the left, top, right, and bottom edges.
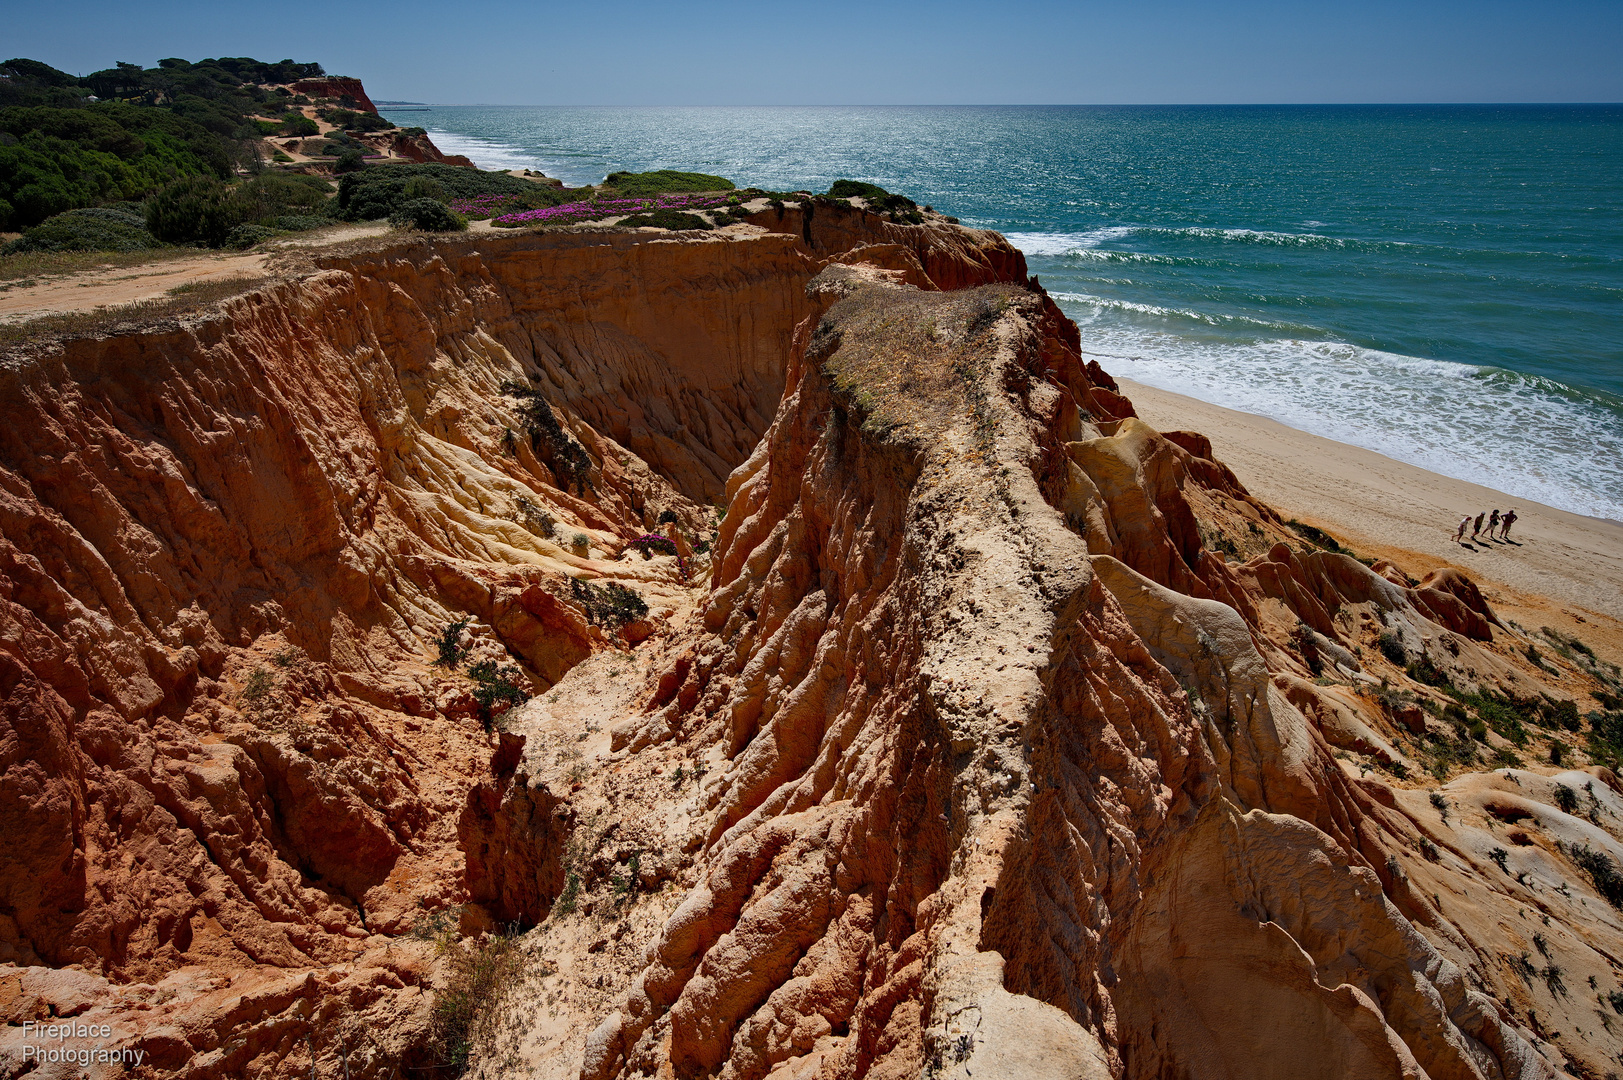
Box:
0, 223, 394, 324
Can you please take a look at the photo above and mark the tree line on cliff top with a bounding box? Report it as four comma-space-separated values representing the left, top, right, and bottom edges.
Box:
0, 56, 336, 231
0, 55, 737, 252
1, 58, 929, 256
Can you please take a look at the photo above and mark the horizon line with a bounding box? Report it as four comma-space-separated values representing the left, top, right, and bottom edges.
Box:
378, 100, 1623, 109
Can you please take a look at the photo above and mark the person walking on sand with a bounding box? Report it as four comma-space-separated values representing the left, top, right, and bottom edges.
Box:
1455, 515, 1471, 542
1472, 512, 1485, 539
1487, 509, 1501, 538
1501, 508, 1518, 539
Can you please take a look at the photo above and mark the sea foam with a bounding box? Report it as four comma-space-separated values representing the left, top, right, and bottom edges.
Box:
1060, 304, 1623, 522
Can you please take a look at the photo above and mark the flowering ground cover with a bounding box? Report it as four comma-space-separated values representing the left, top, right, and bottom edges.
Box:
490, 193, 732, 229
448, 193, 527, 220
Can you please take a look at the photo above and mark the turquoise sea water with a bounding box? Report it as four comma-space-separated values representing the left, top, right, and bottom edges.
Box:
381, 105, 1623, 522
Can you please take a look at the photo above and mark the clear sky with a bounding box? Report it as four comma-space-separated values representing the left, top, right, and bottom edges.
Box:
6, 0, 1621, 105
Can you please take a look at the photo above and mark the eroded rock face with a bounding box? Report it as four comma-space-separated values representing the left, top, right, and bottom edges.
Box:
578, 268, 1610, 1080
1, 205, 1616, 1079
0, 212, 1041, 1076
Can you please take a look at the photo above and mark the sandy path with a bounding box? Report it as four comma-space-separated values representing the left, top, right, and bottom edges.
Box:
0, 223, 392, 325
1120, 378, 1623, 632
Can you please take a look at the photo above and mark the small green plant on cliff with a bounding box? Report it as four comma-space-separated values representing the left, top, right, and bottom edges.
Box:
552, 872, 581, 917
1567, 843, 1623, 908
1543, 964, 1567, 997
430, 928, 524, 1075
1555, 784, 1579, 814
1488, 847, 1509, 873
1374, 630, 1408, 667
1286, 518, 1358, 558
240, 666, 274, 711
434, 617, 472, 668
499, 380, 593, 493
466, 660, 529, 730
627, 534, 679, 559
1291, 622, 1324, 676
513, 495, 555, 537
569, 578, 648, 631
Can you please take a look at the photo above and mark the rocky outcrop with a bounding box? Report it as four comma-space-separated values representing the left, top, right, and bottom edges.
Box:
292, 76, 378, 113
577, 266, 1610, 1080
460, 738, 571, 927
389, 130, 477, 168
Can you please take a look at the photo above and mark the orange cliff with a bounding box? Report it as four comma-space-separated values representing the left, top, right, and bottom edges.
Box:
0, 202, 1617, 1080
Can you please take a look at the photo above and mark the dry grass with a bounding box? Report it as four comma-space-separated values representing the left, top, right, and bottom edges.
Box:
815, 277, 1027, 447
0, 247, 204, 285
430, 928, 528, 1076
0, 274, 271, 350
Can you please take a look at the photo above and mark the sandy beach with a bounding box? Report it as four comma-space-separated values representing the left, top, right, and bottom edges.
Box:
1121, 377, 1623, 650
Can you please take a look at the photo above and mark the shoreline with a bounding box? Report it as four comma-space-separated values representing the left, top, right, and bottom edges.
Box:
1119, 377, 1623, 652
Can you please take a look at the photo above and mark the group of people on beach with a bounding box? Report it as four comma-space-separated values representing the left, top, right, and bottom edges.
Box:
1454, 508, 1516, 543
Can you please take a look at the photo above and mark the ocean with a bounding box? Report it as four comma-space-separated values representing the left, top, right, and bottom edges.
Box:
379, 105, 1623, 522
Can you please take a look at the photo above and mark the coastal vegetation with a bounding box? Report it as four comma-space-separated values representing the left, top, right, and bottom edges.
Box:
601, 168, 733, 197
0, 55, 326, 230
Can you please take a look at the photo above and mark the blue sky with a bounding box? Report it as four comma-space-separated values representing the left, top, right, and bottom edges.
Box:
6, 0, 1621, 105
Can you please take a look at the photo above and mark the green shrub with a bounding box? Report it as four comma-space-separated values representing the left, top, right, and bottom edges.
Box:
828, 179, 889, 200
1377, 630, 1408, 666
3, 206, 157, 252
569, 578, 647, 630
1542, 698, 1581, 731
240, 665, 274, 709
1290, 623, 1323, 676
434, 617, 472, 667
223, 223, 279, 249
389, 197, 466, 231
280, 114, 318, 137
1406, 654, 1453, 689
1570, 844, 1623, 907
238, 170, 331, 214
145, 174, 251, 245
602, 169, 734, 197
467, 660, 529, 730
553, 872, 580, 916
1588, 709, 1623, 767
1465, 692, 1533, 747
499, 380, 592, 491
1288, 518, 1357, 557
617, 208, 711, 231
1555, 784, 1579, 813
335, 162, 539, 221
401, 126, 427, 137
402, 176, 448, 202
266, 213, 331, 231
628, 534, 679, 558
335, 148, 365, 173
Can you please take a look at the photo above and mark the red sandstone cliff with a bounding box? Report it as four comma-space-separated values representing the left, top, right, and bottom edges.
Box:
292, 76, 379, 114
0, 205, 1617, 1079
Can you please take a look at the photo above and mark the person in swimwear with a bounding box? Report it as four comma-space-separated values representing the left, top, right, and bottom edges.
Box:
1487, 509, 1501, 538
1501, 508, 1517, 539
1454, 515, 1471, 542
1472, 512, 1485, 539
